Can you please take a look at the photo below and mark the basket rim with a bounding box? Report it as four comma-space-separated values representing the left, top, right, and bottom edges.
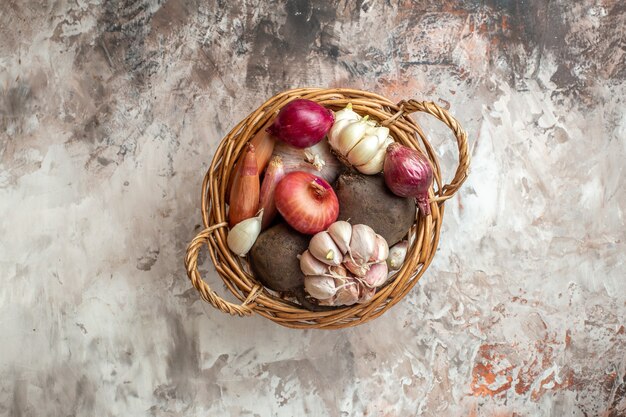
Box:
184, 87, 469, 329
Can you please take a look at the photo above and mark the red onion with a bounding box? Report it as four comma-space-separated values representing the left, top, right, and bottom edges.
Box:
274, 171, 339, 234
267, 99, 334, 148
383, 143, 434, 216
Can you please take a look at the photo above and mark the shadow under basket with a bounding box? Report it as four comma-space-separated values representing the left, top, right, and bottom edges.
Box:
185, 87, 470, 329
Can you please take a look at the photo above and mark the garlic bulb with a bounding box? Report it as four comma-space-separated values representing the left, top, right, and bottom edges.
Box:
328, 104, 394, 175
227, 209, 263, 256
299, 221, 392, 306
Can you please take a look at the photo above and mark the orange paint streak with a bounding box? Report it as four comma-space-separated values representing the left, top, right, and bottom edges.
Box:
470, 344, 515, 397
515, 356, 539, 395
473, 333, 579, 401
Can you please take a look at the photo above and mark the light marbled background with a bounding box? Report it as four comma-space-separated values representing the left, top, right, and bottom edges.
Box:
1, 0, 625, 416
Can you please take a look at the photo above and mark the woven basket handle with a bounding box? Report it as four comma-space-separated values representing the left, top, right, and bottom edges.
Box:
184, 224, 262, 317
398, 99, 470, 200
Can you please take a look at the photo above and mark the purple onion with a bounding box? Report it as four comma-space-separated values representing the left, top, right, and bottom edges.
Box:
267, 99, 334, 148
383, 143, 434, 216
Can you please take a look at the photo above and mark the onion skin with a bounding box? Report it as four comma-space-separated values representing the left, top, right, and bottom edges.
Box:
383, 143, 434, 216
227, 121, 275, 204
274, 171, 339, 234
267, 99, 335, 149
228, 144, 260, 227
272, 140, 343, 184
259, 156, 285, 230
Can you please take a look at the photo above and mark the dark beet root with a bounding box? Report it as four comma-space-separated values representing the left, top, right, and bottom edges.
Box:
249, 223, 310, 291
334, 173, 416, 246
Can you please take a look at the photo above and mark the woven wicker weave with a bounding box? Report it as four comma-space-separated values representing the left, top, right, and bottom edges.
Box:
184, 87, 469, 329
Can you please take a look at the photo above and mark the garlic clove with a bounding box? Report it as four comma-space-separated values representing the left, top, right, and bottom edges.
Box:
370, 234, 389, 263
347, 134, 381, 167
357, 284, 376, 304
344, 258, 369, 277
372, 126, 390, 146
299, 250, 330, 276
333, 103, 361, 123
327, 221, 352, 255
227, 209, 264, 256
362, 262, 388, 288
328, 119, 355, 150
304, 275, 337, 300
349, 224, 377, 264
387, 240, 408, 270
335, 119, 369, 156
328, 264, 348, 278
356, 143, 387, 175
309, 231, 343, 266
334, 279, 360, 306
318, 297, 335, 306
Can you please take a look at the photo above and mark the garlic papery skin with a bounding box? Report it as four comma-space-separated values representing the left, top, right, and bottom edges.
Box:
347, 134, 381, 166
362, 262, 388, 288
309, 231, 343, 266
349, 224, 377, 264
357, 284, 376, 304
299, 250, 330, 276
344, 258, 369, 277
327, 221, 352, 255
304, 275, 337, 299
387, 240, 408, 270
333, 279, 360, 306
227, 209, 264, 256
328, 264, 348, 278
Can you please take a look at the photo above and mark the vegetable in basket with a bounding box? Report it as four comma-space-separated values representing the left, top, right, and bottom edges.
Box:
228, 143, 260, 227
227, 210, 263, 257
258, 156, 285, 230
384, 143, 434, 216
267, 99, 334, 148
299, 221, 390, 307
328, 104, 394, 174
249, 223, 310, 292
274, 171, 339, 235
272, 140, 343, 184
334, 172, 415, 246
227, 123, 275, 204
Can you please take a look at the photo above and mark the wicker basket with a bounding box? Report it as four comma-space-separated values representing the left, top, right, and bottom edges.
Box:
184, 87, 469, 329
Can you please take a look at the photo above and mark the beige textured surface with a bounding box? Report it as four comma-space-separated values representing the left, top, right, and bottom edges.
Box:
1, 1, 625, 415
